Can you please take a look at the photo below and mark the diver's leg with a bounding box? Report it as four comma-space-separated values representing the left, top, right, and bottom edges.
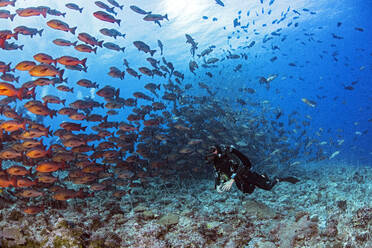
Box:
244, 172, 278, 191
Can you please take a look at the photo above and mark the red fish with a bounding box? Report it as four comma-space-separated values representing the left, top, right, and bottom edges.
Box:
57, 56, 87, 68
16, 7, 47, 18
0, 175, 17, 187
0, 82, 31, 100
60, 122, 87, 131
47, 19, 77, 34
93, 11, 121, 26
77, 32, 103, 47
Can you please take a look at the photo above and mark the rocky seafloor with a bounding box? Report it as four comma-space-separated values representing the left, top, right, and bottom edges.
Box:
0, 162, 371, 248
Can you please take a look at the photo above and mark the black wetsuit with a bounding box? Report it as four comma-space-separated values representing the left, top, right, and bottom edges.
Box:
212, 146, 278, 194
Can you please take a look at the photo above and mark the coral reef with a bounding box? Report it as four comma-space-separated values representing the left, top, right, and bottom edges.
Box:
0, 163, 371, 247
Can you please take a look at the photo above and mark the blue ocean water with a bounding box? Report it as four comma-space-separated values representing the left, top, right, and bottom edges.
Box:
0, 0, 371, 246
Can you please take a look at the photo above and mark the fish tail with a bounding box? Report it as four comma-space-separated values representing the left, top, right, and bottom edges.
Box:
164, 14, 169, 21
13, 32, 18, 40
15, 76, 19, 83
93, 47, 97, 54
138, 75, 142, 80
42, 9, 47, 18
28, 87, 36, 99
121, 47, 125, 52
79, 8, 83, 13
38, 29, 44, 36
81, 126, 87, 131
103, 115, 108, 122
119, 5, 124, 10
16, 88, 24, 100
19, 45, 24, 50
72, 41, 77, 46
62, 99, 66, 106
11, 1, 15, 7
10, 14, 16, 21
62, 13, 66, 18
98, 40, 103, 47
49, 110, 57, 119
10, 176, 17, 187
70, 27, 77, 35
46, 146, 53, 157
59, 69, 65, 80
81, 58, 87, 68
116, 19, 121, 26
150, 50, 156, 56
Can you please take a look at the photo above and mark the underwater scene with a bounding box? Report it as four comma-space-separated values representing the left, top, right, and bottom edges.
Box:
0, 0, 371, 247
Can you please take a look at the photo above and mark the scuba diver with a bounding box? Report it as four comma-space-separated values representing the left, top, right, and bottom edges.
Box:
205, 144, 299, 193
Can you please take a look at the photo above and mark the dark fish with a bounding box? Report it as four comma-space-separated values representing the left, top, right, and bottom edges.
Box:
107, 0, 124, 10
130, 5, 151, 15
215, 0, 225, 7
133, 41, 156, 56
332, 33, 343, 39
343, 85, 354, 90
95, 1, 117, 16
65, 3, 83, 13
99, 28, 125, 39
354, 27, 364, 32
158, 40, 163, 55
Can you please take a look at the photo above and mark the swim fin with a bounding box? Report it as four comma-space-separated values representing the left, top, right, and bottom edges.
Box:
279, 177, 300, 184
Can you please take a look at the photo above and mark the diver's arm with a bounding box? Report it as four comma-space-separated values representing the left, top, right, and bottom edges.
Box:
230, 147, 252, 168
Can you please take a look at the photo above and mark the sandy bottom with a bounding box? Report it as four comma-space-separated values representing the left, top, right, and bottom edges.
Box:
0, 162, 371, 248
